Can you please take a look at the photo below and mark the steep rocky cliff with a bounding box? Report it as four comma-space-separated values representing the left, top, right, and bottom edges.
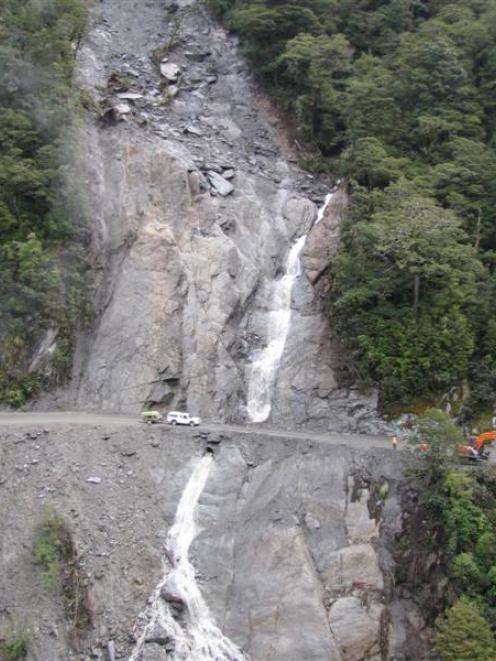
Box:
0, 4, 444, 660
0, 422, 429, 660
56, 0, 383, 432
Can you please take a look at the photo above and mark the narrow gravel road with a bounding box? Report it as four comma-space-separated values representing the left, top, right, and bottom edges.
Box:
0, 411, 393, 450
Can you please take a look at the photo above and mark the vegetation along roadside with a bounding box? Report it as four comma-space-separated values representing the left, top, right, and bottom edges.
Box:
398, 409, 496, 659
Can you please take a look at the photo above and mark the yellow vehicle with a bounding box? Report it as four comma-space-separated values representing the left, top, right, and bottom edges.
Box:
141, 410, 163, 424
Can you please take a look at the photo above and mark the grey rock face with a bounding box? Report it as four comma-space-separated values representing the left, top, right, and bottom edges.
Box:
64, 0, 387, 434
301, 187, 348, 284
329, 596, 384, 660
0, 423, 430, 660
28, 328, 58, 375
324, 543, 384, 590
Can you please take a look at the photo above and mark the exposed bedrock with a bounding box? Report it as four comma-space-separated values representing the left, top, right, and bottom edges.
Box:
198, 443, 409, 660
0, 424, 430, 660
62, 0, 386, 432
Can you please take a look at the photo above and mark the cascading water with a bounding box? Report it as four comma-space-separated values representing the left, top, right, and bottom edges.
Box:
128, 454, 248, 661
246, 192, 335, 423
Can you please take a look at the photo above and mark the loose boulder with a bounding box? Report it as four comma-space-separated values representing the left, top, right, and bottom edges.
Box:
329, 596, 384, 660
160, 62, 180, 82
207, 171, 234, 197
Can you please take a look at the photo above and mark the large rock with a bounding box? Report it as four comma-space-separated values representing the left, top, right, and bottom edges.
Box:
301, 187, 348, 284
142, 642, 173, 660
160, 575, 184, 604
388, 597, 430, 660
160, 62, 180, 82
229, 526, 344, 661
282, 196, 316, 235
329, 596, 385, 660
207, 170, 234, 196
323, 544, 384, 591
345, 483, 379, 543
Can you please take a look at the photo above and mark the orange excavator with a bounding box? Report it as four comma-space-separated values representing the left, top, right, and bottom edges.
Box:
457, 431, 496, 462
418, 431, 496, 462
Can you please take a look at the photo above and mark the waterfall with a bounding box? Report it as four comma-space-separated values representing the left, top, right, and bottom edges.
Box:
246, 192, 335, 423
128, 454, 248, 661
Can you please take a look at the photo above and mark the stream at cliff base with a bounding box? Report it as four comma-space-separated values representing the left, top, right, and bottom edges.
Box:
246, 192, 335, 423
128, 454, 248, 661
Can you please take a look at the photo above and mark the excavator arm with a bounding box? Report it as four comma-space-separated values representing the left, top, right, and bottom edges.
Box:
474, 431, 496, 453
420, 430, 496, 462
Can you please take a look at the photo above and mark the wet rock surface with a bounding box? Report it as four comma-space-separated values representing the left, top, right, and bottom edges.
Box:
0, 423, 430, 660
43, 0, 391, 434
301, 187, 348, 286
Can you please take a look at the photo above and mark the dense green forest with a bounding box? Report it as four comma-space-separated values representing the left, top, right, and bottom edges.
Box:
0, 0, 88, 405
211, 0, 496, 415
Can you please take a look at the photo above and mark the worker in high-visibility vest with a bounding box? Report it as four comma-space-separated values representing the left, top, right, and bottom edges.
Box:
392, 436, 398, 450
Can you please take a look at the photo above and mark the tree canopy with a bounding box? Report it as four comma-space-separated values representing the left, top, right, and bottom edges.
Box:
0, 0, 88, 406
436, 597, 496, 660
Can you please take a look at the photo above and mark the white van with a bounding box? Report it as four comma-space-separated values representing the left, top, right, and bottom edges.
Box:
166, 411, 201, 426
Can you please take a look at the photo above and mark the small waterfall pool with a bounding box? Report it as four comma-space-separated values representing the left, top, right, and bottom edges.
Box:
246, 191, 335, 423
128, 454, 248, 661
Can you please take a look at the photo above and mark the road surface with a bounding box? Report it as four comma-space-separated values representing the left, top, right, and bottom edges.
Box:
0, 411, 392, 450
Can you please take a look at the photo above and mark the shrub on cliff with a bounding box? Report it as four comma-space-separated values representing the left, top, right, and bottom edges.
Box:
0, 625, 29, 661
34, 509, 92, 632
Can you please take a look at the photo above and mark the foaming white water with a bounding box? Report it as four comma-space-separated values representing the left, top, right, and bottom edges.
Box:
246, 192, 335, 423
128, 455, 248, 661
316, 192, 334, 224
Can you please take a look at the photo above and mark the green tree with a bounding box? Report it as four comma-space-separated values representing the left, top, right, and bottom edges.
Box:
435, 597, 496, 660
450, 552, 483, 592
416, 409, 463, 471
227, 4, 320, 73
367, 181, 482, 312
332, 182, 482, 402
345, 55, 401, 145
0, 0, 89, 406
340, 137, 408, 189
277, 33, 351, 149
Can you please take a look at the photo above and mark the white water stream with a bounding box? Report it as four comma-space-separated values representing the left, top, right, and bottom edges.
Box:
128, 454, 248, 661
246, 192, 335, 423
